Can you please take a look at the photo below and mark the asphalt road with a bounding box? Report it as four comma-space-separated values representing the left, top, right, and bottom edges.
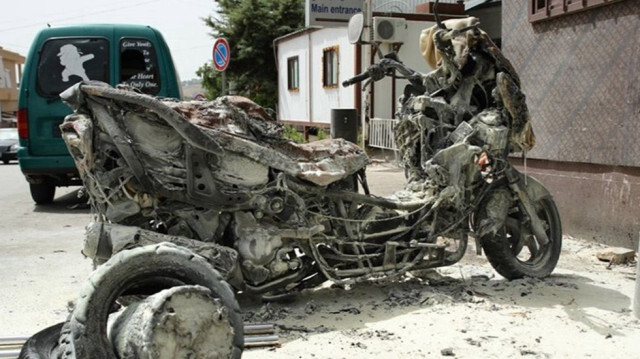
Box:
0, 163, 93, 337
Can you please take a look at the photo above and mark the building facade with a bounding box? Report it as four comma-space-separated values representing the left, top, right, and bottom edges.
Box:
275, 27, 357, 130
0, 46, 25, 126
274, 11, 453, 135
503, 0, 639, 247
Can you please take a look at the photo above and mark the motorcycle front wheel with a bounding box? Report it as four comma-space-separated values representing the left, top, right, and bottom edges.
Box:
480, 196, 562, 279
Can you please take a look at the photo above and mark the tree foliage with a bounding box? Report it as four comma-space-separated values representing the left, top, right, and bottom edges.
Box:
200, 0, 304, 110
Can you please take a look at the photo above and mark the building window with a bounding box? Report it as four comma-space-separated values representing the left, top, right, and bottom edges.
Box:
287, 56, 299, 91
322, 46, 338, 88
529, 0, 624, 22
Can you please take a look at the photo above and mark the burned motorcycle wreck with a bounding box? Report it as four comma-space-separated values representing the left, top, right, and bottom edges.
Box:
19, 12, 561, 359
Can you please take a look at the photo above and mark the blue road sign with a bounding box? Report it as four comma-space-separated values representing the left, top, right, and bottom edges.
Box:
213, 38, 230, 72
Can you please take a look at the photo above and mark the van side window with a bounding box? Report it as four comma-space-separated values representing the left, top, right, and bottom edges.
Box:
119, 38, 160, 95
37, 38, 109, 98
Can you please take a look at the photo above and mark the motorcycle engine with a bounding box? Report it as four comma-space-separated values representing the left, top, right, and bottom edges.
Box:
231, 208, 305, 286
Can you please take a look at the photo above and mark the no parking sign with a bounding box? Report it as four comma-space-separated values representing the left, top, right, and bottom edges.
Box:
213, 38, 230, 72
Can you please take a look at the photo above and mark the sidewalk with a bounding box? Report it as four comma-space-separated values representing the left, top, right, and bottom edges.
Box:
365, 160, 405, 196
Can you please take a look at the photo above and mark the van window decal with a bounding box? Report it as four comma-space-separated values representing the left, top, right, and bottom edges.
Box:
37, 38, 109, 98
58, 44, 95, 82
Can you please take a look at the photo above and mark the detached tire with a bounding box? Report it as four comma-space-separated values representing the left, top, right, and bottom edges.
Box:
18, 322, 63, 359
63, 243, 243, 359
481, 196, 562, 280
30, 182, 56, 204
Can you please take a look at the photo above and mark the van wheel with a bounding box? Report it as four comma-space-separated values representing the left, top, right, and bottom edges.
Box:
30, 182, 56, 204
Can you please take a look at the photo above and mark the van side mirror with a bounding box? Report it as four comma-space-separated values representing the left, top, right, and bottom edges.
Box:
347, 13, 365, 44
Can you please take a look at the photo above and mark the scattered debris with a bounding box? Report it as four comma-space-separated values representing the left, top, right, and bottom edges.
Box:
465, 338, 482, 347
244, 324, 280, 349
441, 347, 456, 356
244, 303, 290, 322
304, 301, 318, 315
384, 285, 424, 307
520, 349, 538, 356
329, 306, 361, 315
597, 248, 637, 268
351, 341, 368, 349
0, 337, 25, 358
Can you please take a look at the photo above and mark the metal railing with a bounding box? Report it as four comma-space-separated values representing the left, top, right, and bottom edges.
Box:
368, 118, 398, 150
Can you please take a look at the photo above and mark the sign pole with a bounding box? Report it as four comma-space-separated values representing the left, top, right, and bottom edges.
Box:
222, 71, 227, 96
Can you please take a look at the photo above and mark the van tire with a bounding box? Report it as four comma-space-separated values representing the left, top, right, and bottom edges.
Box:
30, 182, 56, 204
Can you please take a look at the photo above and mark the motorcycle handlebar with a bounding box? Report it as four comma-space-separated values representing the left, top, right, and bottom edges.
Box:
342, 57, 425, 93
342, 71, 371, 87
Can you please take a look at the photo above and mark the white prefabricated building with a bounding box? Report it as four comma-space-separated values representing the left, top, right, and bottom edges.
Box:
274, 14, 442, 141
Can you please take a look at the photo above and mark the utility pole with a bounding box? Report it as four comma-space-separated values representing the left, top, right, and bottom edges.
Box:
360, 0, 373, 149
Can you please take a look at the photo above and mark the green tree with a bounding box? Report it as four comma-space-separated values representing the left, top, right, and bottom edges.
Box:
196, 63, 223, 100
201, 0, 304, 110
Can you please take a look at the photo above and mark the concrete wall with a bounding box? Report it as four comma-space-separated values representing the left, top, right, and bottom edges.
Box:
513, 158, 640, 249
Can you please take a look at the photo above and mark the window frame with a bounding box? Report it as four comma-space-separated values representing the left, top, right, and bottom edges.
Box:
287, 56, 299, 91
322, 46, 339, 89
528, 0, 624, 22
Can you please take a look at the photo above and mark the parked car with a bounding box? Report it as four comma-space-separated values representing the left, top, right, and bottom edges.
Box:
17, 24, 183, 204
0, 128, 18, 164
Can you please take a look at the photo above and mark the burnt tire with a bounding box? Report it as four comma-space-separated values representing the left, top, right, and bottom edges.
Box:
62, 242, 243, 359
18, 322, 63, 359
29, 182, 56, 205
481, 196, 562, 280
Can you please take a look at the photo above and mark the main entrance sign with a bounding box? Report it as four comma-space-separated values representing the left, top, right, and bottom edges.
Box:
305, 0, 364, 27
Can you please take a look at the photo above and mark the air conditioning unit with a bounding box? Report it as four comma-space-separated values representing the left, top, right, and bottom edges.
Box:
372, 17, 407, 43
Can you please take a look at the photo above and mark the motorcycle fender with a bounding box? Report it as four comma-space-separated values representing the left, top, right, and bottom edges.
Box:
521, 174, 552, 203
476, 188, 512, 238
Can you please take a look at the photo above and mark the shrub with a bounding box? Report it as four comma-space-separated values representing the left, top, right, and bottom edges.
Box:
283, 124, 306, 143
